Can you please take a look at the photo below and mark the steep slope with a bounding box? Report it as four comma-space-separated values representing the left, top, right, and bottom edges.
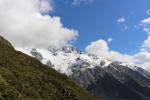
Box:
0, 36, 98, 100
71, 63, 150, 100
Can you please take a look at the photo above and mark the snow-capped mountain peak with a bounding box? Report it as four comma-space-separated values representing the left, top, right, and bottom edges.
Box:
61, 45, 81, 53
20, 45, 149, 77
27, 45, 112, 75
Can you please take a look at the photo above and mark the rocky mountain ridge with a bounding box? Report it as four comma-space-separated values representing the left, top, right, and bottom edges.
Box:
28, 45, 150, 100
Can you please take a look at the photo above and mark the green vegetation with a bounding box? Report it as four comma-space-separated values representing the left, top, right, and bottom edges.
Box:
0, 36, 98, 100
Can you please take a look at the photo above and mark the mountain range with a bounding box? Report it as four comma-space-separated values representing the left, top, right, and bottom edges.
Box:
28, 45, 150, 100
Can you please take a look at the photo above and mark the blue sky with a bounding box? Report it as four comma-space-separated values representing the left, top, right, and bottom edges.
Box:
1, 0, 150, 69
51, 0, 150, 54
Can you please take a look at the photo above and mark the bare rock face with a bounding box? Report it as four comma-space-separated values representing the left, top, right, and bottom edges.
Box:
71, 63, 150, 100
31, 48, 43, 61
46, 60, 54, 68
61, 45, 80, 53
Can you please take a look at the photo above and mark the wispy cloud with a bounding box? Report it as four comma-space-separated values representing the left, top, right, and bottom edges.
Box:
107, 37, 113, 43
141, 17, 150, 50
143, 36, 150, 48
142, 17, 150, 24
72, 0, 94, 5
117, 17, 126, 23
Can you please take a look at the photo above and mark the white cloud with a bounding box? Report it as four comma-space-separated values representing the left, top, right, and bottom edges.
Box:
137, 62, 150, 71
0, 0, 78, 48
85, 39, 150, 70
117, 17, 126, 23
141, 17, 150, 34
136, 17, 150, 70
85, 40, 109, 58
133, 51, 150, 70
141, 17, 150, 49
109, 51, 133, 63
85, 39, 133, 63
85, 35, 149, 71
142, 17, 150, 24
72, 0, 94, 5
142, 36, 150, 48
107, 37, 113, 43
134, 51, 150, 63
39, 0, 53, 13
143, 28, 150, 34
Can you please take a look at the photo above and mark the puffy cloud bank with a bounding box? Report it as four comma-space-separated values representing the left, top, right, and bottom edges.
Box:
0, 0, 78, 48
85, 39, 134, 63
85, 39, 150, 70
